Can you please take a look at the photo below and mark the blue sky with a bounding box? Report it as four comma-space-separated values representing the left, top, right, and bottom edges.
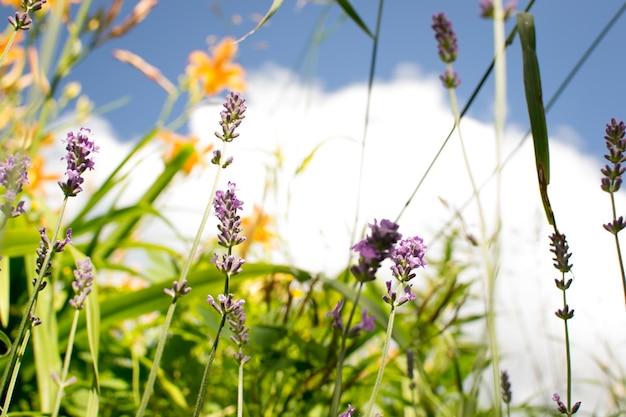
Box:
6, 0, 625, 158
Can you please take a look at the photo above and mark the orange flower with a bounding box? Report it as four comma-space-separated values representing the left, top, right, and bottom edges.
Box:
186, 37, 245, 97
26, 155, 60, 195
158, 129, 213, 175
240, 205, 275, 258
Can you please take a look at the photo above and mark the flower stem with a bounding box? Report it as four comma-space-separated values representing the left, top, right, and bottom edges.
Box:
0, 197, 69, 410
608, 192, 626, 306
364, 305, 396, 417
328, 282, 364, 417
51, 308, 80, 417
135, 299, 179, 417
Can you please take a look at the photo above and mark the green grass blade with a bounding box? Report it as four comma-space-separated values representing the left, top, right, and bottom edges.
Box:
237, 0, 284, 43
0, 256, 8, 328
517, 12, 555, 226
335, 0, 374, 39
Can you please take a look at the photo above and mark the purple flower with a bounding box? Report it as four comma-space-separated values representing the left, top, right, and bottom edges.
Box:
390, 236, 427, 282
432, 13, 458, 64
346, 309, 375, 337
327, 299, 345, 332
69, 258, 94, 310
549, 232, 572, 274
213, 181, 246, 248
479, 0, 517, 20
0, 154, 30, 218
601, 118, 626, 194
350, 219, 401, 282
439, 67, 461, 89
339, 405, 356, 417
35, 228, 72, 283
228, 298, 250, 363
211, 253, 245, 276
164, 279, 192, 300
58, 128, 98, 197
552, 393, 581, 414
215, 92, 247, 143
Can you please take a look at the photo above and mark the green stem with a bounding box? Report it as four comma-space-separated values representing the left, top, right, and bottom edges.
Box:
609, 192, 626, 307
0, 328, 30, 417
236, 356, 245, 417
134, 298, 180, 417
561, 286, 573, 414
0, 197, 69, 410
364, 305, 396, 417
51, 308, 80, 417
328, 282, 364, 416
192, 299, 229, 417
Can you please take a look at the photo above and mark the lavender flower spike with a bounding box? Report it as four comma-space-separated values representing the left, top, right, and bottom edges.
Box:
69, 258, 94, 310
432, 13, 458, 64
390, 236, 427, 282
58, 128, 99, 197
214, 92, 247, 143
213, 182, 246, 248
0, 154, 30, 218
350, 219, 401, 282
339, 405, 356, 417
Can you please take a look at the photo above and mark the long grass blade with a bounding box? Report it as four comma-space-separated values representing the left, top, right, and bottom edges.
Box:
517, 12, 555, 226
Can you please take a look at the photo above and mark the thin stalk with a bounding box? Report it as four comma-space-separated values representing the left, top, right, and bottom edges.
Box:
192, 286, 229, 417
134, 300, 180, 416
364, 305, 396, 417
608, 192, 626, 306
328, 282, 365, 417
0, 30, 18, 69
236, 354, 245, 417
135, 140, 227, 417
0, 329, 30, 417
560, 282, 573, 412
0, 197, 69, 409
51, 308, 80, 417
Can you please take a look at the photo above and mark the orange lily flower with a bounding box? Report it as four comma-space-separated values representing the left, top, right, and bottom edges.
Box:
158, 129, 214, 175
240, 204, 275, 258
26, 155, 60, 195
186, 37, 246, 97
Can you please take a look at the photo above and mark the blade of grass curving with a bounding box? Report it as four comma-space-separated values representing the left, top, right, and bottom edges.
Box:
0, 256, 7, 328
237, 0, 284, 43
517, 12, 555, 226
335, 0, 374, 39
93, 144, 195, 260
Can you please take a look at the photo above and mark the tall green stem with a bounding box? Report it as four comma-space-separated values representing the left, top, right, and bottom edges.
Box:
328, 282, 364, 416
364, 305, 396, 417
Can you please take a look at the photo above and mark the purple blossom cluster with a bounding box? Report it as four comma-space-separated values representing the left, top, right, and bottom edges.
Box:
478, 0, 517, 20
69, 258, 94, 310
213, 181, 246, 249
0, 154, 30, 219
227, 297, 250, 363
552, 392, 581, 415
339, 405, 356, 417
8, 0, 47, 30
58, 128, 99, 198
215, 92, 247, 143
35, 228, 72, 283
432, 13, 461, 88
326, 299, 375, 338
350, 219, 401, 283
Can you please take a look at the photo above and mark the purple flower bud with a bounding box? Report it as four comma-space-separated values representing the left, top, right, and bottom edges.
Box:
213, 182, 246, 248
69, 258, 94, 310
215, 92, 247, 143
36, 228, 72, 280
327, 299, 345, 332
211, 253, 245, 276
432, 13, 459, 64
350, 219, 401, 282
58, 128, 98, 197
549, 232, 572, 273
347, 308, 375, 338
164, 279, 192, 300
339, 405, 356, 417
390, 236, 427, 282
552, 393, 568, 414
479, 0, 517, 20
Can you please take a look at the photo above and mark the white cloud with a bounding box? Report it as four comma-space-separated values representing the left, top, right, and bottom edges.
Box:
66, 62, 625, 412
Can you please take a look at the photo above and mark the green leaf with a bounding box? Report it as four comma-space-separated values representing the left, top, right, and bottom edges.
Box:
237, 0, 284, 43
335, 0, 374, 39
517, 12, 555, 226
0, 255, 8, 328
